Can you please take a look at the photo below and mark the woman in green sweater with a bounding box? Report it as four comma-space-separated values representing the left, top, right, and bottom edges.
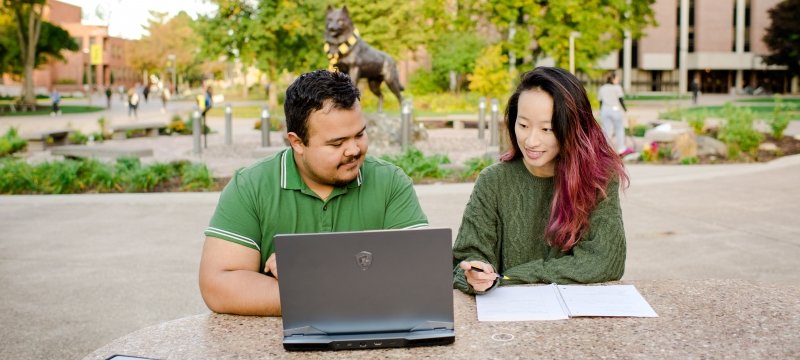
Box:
453, 67, 629, 294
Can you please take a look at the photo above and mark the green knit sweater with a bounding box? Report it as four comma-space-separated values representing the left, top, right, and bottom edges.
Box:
453, 159, 626, 294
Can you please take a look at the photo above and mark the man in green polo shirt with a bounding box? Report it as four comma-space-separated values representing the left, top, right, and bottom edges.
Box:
199, 70, 429, 316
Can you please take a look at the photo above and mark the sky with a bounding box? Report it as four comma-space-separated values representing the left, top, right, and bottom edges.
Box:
60, 0, 217, 40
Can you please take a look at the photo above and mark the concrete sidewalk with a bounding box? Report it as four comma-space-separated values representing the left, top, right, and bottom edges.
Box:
1, 155, 800, 359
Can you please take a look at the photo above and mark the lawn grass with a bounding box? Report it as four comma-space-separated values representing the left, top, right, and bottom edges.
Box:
0, 104, 104, 116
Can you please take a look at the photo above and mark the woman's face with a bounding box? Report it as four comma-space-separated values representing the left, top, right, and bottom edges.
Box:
515, 89, 560, 177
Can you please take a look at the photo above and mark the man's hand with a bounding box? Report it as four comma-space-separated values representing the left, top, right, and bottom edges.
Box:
265, 253, 278, 279
459, 261, 498, 292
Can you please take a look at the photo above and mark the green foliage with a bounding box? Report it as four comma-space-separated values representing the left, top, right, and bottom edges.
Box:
456, 0, 655, 76
687, 111, 707, 134
163, 114, 191, 135
68, 130, 88, 145
0, 157, 217, 194
762, 0, 800, 77
408, 69, 447, 96
718, 104, 763, 158
379, 147, 451, 182
0, 127, 27, 156
429, 31, 486, 92
180, 162, 215, 191
630, 124, 649, 137
768, 96, 791, 139
679, 156, 699, 165
460, 155, 496, 181
468, 45, 513, 99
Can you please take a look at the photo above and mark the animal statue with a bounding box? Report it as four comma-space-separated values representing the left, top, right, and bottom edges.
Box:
324, 6, 404, 113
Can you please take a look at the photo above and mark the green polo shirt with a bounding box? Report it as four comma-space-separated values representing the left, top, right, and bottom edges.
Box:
205, 148, 429, 269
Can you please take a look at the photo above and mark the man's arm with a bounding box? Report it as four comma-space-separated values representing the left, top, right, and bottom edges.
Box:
199, 237, 281, 316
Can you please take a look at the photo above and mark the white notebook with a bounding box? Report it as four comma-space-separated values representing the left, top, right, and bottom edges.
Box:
476, 284, 658, 321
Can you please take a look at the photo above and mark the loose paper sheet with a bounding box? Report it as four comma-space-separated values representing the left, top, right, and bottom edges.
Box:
475, 284, 658, 321
476, 285, 568, 321
557, 285, 659, 317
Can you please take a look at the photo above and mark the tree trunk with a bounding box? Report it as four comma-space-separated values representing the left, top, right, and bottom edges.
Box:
16, 2, 44, 108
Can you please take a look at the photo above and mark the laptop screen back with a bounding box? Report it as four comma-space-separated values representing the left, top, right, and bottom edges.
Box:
275, 227, 454, 337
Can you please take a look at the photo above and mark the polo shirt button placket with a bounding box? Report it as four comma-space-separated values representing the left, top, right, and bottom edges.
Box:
323, 204, 328, 211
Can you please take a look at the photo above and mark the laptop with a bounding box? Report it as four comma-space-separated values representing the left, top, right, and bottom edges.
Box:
274, 227, 455, 351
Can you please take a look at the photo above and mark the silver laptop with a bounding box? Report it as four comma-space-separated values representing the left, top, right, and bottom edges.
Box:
274, 227, 455, 351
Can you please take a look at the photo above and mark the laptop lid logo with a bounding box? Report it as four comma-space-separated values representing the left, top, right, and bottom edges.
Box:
356, 251, 372, 270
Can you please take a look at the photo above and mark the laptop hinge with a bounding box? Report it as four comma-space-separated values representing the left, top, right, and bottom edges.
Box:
409, 321, 454, 332
284, 325, 328, 337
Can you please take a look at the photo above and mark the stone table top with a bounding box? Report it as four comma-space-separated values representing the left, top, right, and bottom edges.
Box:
84, 279, 799, 359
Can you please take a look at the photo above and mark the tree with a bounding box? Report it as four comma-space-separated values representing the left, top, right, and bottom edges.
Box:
468, 44, 513, 99
430, 31, 486, 92
2, 0, 45, 107
198, 0, 328, 109
763, 0, 800, 78
456, 0, 656, 76
0, 4, 77, 102
127, 11, 203, 89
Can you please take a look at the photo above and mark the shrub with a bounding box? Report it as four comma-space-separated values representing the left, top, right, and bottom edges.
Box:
687, 111, 707, 134
408, 69, 447, 96
768, 97, 790, 140
68, 130, 89, 145
379, 147, 451, 181
718, 104, 763, 158
460, 155, 496, 181
0, 157, 217, 194
0, 128, 27, 156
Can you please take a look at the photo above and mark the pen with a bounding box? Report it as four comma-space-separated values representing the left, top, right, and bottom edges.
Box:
470, 265, 510, 280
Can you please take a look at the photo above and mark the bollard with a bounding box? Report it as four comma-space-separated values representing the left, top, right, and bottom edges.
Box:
478, 97, 487, 140
401, 99, 412, 151
224, 103, 232, 146
490, 98, 499, 147
192, 108, 202, 156
261, 106, 271, 147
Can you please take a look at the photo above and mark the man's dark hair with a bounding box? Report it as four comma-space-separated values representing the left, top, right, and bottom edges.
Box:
284, 70, 361, 144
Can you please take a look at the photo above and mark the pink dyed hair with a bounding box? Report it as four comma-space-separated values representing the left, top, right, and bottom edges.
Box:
500, 67, 629, 251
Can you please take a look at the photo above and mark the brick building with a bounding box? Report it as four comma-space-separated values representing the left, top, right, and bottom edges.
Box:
1, 0, 137, 95
599, 0, 796, 94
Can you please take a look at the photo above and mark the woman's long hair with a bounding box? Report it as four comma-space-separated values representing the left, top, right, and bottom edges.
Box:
500, 67, 629, 251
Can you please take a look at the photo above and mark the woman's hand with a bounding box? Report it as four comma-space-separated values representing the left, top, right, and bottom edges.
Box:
459, 261, 498, 292
264, 253, 278, 279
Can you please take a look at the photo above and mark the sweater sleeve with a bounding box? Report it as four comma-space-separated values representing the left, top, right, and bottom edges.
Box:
452, 170, 501, 294
501, 180, 626, 284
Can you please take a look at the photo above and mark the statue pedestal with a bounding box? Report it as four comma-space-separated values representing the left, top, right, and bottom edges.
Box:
364, 112, 427, 154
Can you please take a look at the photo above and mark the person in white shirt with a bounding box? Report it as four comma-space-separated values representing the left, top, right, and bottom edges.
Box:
597, 73, 629, 155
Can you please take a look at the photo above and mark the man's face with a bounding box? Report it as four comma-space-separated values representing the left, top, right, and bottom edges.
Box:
291, 101, 368, 190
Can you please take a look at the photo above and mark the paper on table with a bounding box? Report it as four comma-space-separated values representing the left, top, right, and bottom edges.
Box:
476, 285, 569, 321
557, 285, 658, 317
475, 284, 659, 321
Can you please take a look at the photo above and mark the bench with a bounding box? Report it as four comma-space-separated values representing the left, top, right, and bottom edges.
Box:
25, 129, 74, 151
416, 114, 484, 129
109, 121, 167, 140
50, 144, 154, 159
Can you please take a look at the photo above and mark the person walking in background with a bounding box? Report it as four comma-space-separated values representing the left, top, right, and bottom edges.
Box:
690, 78, 700, 105
160, 87, 170, 113
105, 86, 112, 109
453, 67, 629, 294
127, 87, 139, 119
598, 73, 630, 156
142, 83, 150, 103
49, 89, 61, 116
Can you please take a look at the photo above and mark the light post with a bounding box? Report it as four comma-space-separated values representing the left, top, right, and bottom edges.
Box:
569, 31, 581, 74
167, 54, 176, 93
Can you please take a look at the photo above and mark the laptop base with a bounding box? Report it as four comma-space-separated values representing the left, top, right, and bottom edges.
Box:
283, 330, 455, 351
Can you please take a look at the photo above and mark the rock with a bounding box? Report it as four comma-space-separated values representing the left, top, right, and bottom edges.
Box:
644, 122, 692, 142
696, 135, 727, 157
673, 132, 698, 159
363, 112, 428, 152
758, 142, 779, 153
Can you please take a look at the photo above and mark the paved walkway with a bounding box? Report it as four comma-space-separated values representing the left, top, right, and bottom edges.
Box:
1, 94, 799, 359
